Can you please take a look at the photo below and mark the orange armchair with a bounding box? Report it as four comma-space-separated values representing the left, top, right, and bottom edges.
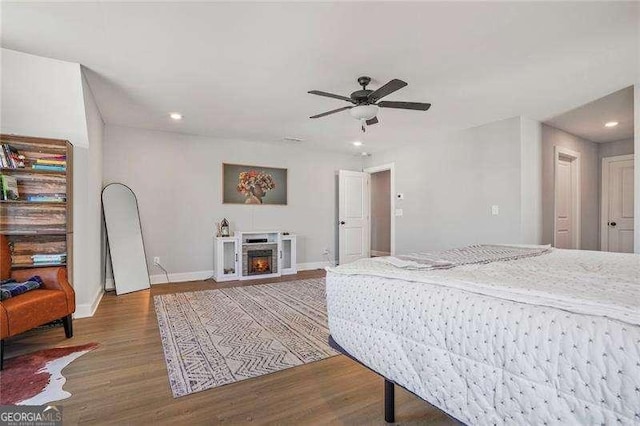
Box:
0, 235, 76, 369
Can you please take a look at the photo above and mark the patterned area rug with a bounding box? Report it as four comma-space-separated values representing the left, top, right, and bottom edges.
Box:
0, 343, 99, 405
154, 278, 337, 398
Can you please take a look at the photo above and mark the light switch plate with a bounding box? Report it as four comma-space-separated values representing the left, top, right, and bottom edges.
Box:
395, 209, 404, 217
491, 205, 500, 216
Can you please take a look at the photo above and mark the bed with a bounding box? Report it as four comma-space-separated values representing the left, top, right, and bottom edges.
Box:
325, 245, 640, 425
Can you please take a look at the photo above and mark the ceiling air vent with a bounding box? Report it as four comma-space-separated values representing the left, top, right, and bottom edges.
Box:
283, 137, 304, 143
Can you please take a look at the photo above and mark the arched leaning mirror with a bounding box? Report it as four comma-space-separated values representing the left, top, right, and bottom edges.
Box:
102, 183, 151, 295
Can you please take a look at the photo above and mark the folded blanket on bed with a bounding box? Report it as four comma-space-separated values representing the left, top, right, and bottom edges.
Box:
376, 244, 551, 270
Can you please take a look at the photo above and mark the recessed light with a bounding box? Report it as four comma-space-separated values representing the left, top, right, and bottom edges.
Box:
604, 121, 618, 128
170, 113, 183, 120
352, 141, 363, 147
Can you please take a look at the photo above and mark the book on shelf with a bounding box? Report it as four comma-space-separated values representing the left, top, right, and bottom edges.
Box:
0, 144, 26, 169
0, 175, 19, 200
26, 195, 67, 203
32, 254, 67, 263
32, 164, 66, 172
32, 260, 66, 266
35, 159, 66, 166
25, 194, 67, 203
19, 151, 66, 160
32, 253, 66, 259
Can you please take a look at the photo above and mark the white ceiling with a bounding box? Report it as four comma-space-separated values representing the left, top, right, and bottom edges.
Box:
1, 1, 638, 153
545, 86, 634, 143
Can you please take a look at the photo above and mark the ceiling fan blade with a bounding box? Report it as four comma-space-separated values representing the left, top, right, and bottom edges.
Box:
366, 116, 379, 125
377, 101, 431, 111
309, 106, 353, 119
308, 90, 354, 103
368, 79, 408, 102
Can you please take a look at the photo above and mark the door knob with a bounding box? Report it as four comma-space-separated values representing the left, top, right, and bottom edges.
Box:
339, 221, 346, 225
608, 221, 617, 227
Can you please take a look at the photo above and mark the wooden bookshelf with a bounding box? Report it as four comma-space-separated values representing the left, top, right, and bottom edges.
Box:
0, 134, 73, 282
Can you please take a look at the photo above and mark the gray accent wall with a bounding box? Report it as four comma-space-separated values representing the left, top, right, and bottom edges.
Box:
541, 124, 599, 250
598, 138, 634, 160
541, 126, 635, 252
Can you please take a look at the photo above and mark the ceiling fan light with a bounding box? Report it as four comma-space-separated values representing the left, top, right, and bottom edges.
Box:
350, 104, 379, 120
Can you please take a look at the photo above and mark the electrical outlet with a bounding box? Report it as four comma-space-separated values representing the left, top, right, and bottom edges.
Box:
153, 256, 160, 266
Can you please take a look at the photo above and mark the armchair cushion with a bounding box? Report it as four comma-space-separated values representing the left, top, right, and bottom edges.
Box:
0, 276, 42, 301
11, 267, 75, 313
1, 289, 69, 337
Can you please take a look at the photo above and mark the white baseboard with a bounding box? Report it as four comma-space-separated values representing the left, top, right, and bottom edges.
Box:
74, 285, 104, 319
150, 270, 214, 285
297, 261, 336, 271
371, 250, 391, 257
105, 262, 333, 290
105, 278, 115, 291
104, 270, 214, 288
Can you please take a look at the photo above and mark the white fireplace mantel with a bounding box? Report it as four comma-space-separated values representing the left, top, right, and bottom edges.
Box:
213, 231, 297, 282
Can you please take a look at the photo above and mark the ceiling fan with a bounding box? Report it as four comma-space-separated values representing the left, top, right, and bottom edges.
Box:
308, 76, 431, 132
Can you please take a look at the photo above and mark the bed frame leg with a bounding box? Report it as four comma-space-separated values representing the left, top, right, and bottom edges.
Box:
384, 379, 395, 423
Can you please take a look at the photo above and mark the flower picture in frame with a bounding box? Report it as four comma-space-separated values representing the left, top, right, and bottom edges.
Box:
223, 163, 287, 205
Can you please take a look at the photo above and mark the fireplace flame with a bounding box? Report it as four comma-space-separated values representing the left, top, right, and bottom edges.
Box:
252, 258, 270, 273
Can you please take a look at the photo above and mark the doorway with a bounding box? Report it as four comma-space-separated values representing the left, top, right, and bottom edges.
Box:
601, 154, 635, 252
554, 147, 581, 249
369, 169, 391, 257
337, 164, 395, 265
543, 86, 635, 252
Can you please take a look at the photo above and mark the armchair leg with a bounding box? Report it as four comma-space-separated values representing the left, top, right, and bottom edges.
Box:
62, 314, 73, 338
1, 339, 4, 371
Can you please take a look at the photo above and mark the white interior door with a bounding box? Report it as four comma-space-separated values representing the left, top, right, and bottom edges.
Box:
555, 158, 573, 249
338, 170, 370, 264
554, 148, 580, 250
601, 155, 634, 253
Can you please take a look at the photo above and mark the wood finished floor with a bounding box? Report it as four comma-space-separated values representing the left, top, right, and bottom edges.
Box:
4, 270, 455, 425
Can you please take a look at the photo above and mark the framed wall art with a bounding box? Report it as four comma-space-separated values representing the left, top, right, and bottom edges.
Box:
222, 163, 287, 205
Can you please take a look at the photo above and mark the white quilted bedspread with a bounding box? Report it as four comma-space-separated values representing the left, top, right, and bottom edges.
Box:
326, 249, 640, 425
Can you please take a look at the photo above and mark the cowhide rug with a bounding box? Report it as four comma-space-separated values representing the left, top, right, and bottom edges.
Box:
0, 343, 98, 405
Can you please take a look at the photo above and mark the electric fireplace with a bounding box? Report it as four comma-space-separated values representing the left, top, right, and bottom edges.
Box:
247, 249, 273, 275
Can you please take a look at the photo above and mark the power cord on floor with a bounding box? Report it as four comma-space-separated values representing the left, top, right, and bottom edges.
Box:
155, 262, 171, 283
323, 249, 334, 267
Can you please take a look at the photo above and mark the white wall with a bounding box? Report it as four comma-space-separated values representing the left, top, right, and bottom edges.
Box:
520, 117, 543, 244
0, 48, 103, 317
364, 117, 536, 252
0, 49, 88, 147
635, 84, 639, 254
77, 72, 105, 316
103, 125, 361, 282
541, 124, 600, 250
